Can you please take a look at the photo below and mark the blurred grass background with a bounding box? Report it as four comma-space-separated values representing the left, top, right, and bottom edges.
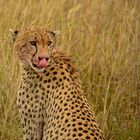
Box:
0, 0, 140, 139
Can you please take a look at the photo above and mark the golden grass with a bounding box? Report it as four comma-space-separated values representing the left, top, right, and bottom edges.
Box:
0, 0, 139, 139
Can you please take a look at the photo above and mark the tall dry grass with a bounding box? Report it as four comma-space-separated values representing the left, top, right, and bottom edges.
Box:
0, 0, 140, 139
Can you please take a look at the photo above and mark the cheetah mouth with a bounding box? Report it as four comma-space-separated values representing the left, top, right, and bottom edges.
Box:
29, 60, 45, 72
33, 63, 45, 69
28, 57, 51, 72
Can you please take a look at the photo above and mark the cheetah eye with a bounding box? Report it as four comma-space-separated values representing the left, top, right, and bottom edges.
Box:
48, 41, 53, 46
29, 41, 37, 47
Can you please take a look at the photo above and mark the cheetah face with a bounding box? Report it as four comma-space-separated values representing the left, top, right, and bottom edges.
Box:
10, 27, 60, 72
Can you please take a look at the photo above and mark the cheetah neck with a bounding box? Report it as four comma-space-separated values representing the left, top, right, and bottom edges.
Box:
20, 51, 82, 88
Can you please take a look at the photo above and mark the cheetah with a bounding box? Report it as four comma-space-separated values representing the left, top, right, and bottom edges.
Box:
10, 26, 104, 140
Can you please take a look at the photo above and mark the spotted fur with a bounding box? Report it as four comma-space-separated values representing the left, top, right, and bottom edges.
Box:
12, 26, 104, 140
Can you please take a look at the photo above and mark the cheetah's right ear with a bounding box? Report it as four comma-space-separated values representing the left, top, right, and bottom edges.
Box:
51, 31, 60, 37
9, 29, 19, 42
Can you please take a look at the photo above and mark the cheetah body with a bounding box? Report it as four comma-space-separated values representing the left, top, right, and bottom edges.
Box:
12, 27, 104, 140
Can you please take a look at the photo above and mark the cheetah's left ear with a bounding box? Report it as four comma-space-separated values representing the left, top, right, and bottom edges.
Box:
51, 31, 60, 36
9, 29, 19, 42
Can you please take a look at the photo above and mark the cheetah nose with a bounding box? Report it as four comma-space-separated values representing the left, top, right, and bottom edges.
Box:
38, 57, 49, 61
45, 57, 49, 61
37, 57, 49, 68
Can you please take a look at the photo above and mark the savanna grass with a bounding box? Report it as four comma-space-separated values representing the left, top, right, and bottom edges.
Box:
0, 0, 139, 139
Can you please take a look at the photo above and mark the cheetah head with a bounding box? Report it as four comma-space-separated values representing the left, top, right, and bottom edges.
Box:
10, 26, 60, 72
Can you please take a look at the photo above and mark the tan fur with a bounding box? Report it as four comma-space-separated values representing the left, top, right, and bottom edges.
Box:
13, 26, 104, 140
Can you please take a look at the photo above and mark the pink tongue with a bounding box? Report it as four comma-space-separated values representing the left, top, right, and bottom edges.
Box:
37, 58, 47, 68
